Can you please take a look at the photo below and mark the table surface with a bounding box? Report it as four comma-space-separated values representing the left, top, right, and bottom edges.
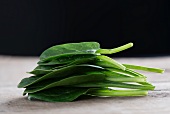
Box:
0, 55, 170, 114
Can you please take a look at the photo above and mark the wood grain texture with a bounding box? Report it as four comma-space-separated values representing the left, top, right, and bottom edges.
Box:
0, 55, 170, 114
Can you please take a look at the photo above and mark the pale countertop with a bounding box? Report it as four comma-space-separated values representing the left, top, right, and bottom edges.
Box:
0, 55, 170, 114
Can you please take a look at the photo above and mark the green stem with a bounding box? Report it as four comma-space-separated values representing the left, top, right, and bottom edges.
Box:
73, 81, 155, 90
123, 64, 164, 73
96, 55, 126, 70
102, 70, 135, 77
96, 43, 133, 54
87, 89, 148, 97
125, 68, 146, 78
106, 76, 146, 82
106, 68, 146, 78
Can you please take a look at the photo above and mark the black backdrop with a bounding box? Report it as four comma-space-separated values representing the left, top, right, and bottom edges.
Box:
0, 0, 169, 56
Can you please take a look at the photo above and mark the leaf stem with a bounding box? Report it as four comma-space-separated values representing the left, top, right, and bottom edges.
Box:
96, 55, 126, 70
87, 89, 148, 97
123, 64, 164, 73
96, 43, 133, 54
73, 81, 155, 90
106, 76, 146, 82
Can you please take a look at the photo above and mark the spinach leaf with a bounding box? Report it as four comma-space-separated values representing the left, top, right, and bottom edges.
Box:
29, 69, 53, 76
18, 64, 105, 88
28, 87, 148, 102
29, 55, 96, 76
38, 54, 96, 65
28, 87, 90, 102
24, 73, 105, 93
28, 65, 58, 75
39, 42, 100, 61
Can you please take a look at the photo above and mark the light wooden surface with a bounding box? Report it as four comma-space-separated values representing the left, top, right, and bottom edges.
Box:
0, 55, 170, 114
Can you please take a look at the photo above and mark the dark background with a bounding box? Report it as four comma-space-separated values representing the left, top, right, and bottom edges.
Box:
0, 0, 169, 57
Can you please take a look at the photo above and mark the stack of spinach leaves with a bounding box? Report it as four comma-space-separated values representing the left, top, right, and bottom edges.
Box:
18, 42, 164, 102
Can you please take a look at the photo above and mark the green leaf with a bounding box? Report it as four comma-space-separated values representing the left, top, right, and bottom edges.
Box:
38, 54, 96, 65
24, 73, 106, 93
51, 55, 96, 69
30, 55, 97, 75
39, 42, 100, 61
18, 64, 105, 88
28, 65, 57, 75
28, 87, 90, 102
29, 69, 53, 76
